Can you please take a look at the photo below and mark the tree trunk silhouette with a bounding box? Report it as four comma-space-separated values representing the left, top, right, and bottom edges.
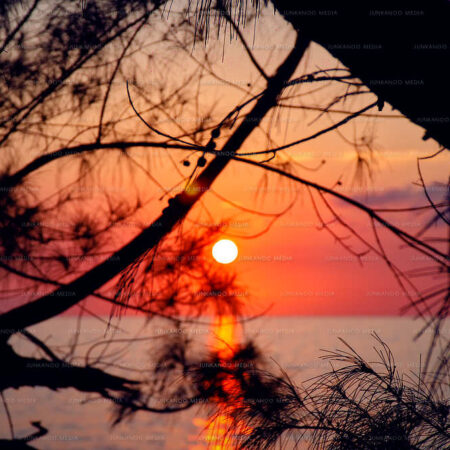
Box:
271, 0, 450, 149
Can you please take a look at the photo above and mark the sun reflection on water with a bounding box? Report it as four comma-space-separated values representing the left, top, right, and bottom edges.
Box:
190, 315, 242, 449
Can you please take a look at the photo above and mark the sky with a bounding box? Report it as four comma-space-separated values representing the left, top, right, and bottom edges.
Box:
2, 3, 448, 318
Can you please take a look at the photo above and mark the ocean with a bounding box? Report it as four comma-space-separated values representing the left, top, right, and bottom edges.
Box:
2, 316, 446, 449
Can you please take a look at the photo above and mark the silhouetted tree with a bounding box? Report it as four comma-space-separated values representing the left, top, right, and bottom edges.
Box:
0, 1, 448, 448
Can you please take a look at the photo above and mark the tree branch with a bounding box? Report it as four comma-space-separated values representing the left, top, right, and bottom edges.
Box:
5, 141, 201, 187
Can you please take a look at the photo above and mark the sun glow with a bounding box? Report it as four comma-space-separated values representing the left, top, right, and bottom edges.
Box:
190, 317, 244, 450
212, 239, 238, 264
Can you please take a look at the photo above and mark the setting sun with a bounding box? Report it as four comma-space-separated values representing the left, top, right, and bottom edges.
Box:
212, 239, 238, 264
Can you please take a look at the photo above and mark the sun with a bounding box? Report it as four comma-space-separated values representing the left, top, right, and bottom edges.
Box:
212, 239, 238, 264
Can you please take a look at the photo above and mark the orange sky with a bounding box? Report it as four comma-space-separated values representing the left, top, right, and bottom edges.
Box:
3, 6, 448, 318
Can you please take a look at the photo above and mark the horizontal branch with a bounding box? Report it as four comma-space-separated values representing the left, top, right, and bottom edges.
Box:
6, 141, 201, 187
0, 342, 195, 415
0, 342, 138, 394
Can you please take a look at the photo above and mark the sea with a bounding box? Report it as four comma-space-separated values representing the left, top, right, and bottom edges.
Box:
2, 316, 447, 449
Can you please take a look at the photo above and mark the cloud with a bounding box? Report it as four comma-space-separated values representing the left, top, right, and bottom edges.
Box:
348, 182, 448, 207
